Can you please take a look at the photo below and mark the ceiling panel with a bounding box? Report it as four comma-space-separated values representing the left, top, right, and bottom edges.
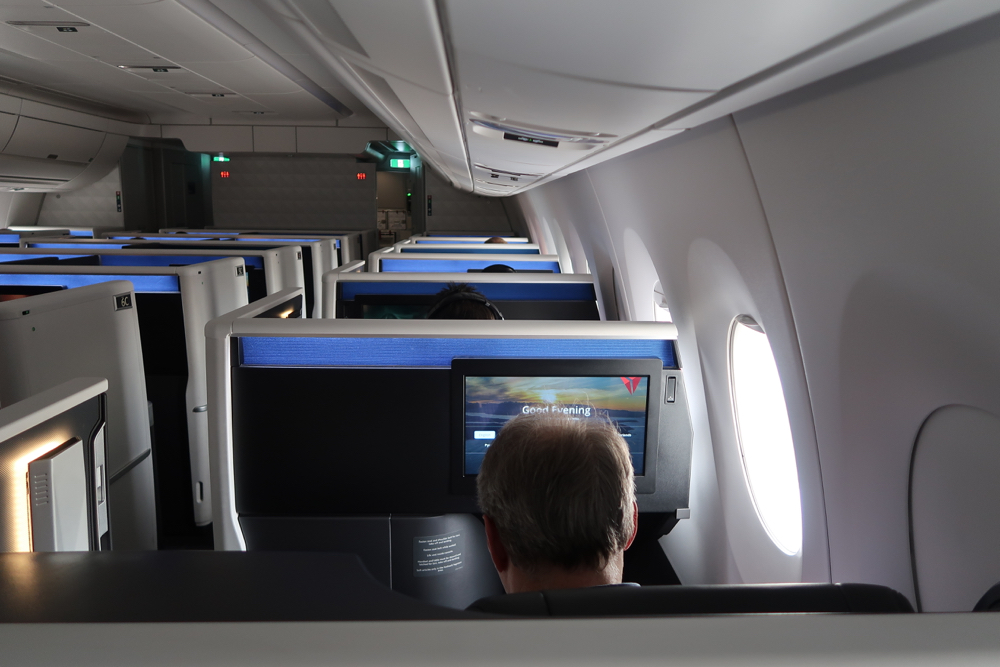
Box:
6, 22, 165, 65
182, 59, 302, 95
59, 1, 256, 63
0, 22, 93, 62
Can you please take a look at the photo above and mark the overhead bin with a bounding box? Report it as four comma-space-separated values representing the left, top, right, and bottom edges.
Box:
0, 105, 127, 192
3, 117, 105, 164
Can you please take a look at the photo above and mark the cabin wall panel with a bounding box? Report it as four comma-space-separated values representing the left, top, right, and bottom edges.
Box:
210, 155, 375, 230
516, 117, 829, 585
732, 14, 1000, 604
424, 167, 511, 233
37, 166, 124, 228
0, 191, 43, 227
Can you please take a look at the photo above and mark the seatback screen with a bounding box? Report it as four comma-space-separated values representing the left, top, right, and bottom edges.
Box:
463, 374, 650, 476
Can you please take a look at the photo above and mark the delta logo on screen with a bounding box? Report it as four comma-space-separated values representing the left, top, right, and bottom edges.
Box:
621, 377, 641, 394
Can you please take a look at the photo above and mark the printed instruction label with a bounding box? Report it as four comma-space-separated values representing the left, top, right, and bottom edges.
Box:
413, 530, 464, 577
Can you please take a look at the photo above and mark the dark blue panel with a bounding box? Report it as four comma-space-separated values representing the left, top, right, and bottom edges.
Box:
380, 258, 560, 273
399, 246, 538, 254
415, 239, 528, 244
0, 273, 180, 292
339, 281, 594, 301
97, 254, 263, 269
240, 336, 676, 368
0, 253, 85, 262
30, 242, 128, 249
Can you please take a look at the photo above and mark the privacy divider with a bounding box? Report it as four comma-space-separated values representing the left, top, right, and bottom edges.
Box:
206, 315, 692, 606
322, 271, 603, 320
0, 259, 248, 544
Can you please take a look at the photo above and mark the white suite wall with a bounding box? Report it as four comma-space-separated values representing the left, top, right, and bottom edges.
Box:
516, 14, 1000, 601
732, 14, 1000, 604
518, 116, 828, 586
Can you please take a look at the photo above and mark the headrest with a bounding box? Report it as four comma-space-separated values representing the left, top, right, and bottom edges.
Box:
467, 583, 914, 616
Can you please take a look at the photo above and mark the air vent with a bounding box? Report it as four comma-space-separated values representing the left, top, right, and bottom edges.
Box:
474, 179, 515, 187
232, 111, 276, 116
469, 112, 616, 150
473, 164, 542, 178
117, 65, 180, 71
7, 21, 89, 27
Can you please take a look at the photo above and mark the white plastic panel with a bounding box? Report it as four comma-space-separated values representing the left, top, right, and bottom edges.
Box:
331, 0, 452, 95
445, 0, 909, 91
162, 124, 254, 152
29, 439, 89, 552
0, 112, 20, 150
911, 405, 1000, 612
3, 118, 105, 164
295, 126, 382, 153
253, 126, 296, 153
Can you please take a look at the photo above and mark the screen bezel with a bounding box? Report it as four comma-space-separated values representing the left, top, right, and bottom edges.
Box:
450, 358, 662, 496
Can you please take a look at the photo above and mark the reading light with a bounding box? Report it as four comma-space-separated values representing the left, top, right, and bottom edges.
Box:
9, 439, 66, 552
278, 308, 294, 319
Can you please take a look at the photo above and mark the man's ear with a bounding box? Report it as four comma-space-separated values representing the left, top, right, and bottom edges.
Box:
624, 500, 639, 551
483, 515, 510, 573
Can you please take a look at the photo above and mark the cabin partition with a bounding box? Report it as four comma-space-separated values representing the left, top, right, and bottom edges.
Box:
207, 312, 692, 607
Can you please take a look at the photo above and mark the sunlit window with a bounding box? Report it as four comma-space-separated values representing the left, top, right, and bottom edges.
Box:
729, 316, 802, 555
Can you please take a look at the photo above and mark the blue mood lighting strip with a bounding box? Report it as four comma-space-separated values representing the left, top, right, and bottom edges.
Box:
67, 230, 92, 237
108, 235, 235, 242
0, 273, 180, 292
234, 238, 320, 243
97, 254, 264, 269
339, 281, 594, 301
30, 242, 128, 249
425, 234, 524, 240
415, 239, 528, 244
335, 239, 341, 248
0, 234, 20, 244
380, 259, 560, 273
240, 337, 676, 368
400, 246, 539, 254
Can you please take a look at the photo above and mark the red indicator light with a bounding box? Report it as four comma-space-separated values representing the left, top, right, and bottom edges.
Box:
356, 173, 366, 180
220, 171, 230, 178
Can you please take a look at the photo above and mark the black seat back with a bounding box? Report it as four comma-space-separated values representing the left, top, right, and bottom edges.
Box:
467, 583, 914, 616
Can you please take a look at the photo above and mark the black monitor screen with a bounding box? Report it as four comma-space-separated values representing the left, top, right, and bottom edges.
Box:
451, 358, 662, 493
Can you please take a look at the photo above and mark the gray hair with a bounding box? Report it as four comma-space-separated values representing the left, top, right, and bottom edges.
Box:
477, 411, 636, 573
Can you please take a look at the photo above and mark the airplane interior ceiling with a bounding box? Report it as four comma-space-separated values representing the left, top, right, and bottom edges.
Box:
0, 1, 998, 195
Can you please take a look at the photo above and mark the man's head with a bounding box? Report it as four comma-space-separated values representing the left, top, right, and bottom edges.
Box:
477, 412, 638, 592
427, 282, 502, 320
484, 236, 508, 244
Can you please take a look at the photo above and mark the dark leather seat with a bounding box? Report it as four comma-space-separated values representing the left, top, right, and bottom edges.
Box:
974, 582, 1000, 611
467, 583, 914, 617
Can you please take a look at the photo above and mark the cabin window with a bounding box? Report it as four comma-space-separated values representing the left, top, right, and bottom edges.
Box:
652, 280, 672, 323
729, 316, 802, 555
